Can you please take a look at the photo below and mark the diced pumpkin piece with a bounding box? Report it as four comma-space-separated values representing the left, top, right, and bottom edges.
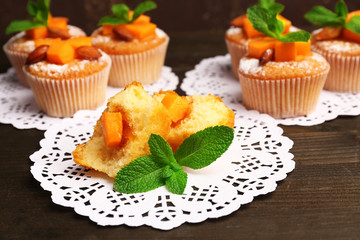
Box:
48, 16, 69, 29
46, 41, 75, 64
243, 17, 264, 38
277, 15, 292, 34
129, 11, 151, 23
116, 22, 157, 40
161, 91, 189, 123
295, 40, 312, 56
231, 14, 247, 27
102, 24, 115, 35
342, 28, 360, 43
101, 112, 123, 147
25, 27, 48, 39
275, 41, 297, 62
34, 38, 61, 48
66, 36, 93, 49
248, 37, 276, 59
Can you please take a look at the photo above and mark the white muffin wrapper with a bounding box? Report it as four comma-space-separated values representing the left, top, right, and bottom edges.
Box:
225, 38, 248, 79
312, 46, 360, 93
238, 71, 329, 119
3, 43, 30, 87
107, 37, 169, 87
23, 56, 111, 118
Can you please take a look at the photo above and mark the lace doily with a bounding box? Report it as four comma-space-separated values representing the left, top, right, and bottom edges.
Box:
0, 67, 178, 130
182, 54, 360, 126
30, 106, 294, 230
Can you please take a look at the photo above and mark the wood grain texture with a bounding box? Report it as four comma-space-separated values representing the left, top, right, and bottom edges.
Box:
1, 0, 360, 239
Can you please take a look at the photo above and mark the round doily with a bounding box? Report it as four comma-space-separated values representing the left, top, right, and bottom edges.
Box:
30, 105, 294, 230
181, 54, 360, 126
0, 67, 178, 130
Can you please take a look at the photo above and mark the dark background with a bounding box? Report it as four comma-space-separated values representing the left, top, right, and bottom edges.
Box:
1, 1, 360, 239
1, 0, 360, 74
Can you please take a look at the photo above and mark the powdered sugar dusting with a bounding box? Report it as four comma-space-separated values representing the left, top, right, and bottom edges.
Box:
239, 58, 262, 75
314, 40, 360, 54
226, 27, 242, 36
67, 25, 86, 37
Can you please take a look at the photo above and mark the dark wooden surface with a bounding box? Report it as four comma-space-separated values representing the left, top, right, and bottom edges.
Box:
1, 0, 360, 239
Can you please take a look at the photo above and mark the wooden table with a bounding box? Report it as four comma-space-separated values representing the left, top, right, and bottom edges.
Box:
1, 30, 359, 240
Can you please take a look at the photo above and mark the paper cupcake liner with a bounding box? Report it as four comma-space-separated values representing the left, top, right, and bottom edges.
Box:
3, 44, 30, 87
312, 47, 360, 93
23, 59, 111, 118
108, 37, 169, 87
225, 39, 247, 79
238, 71, 329, 119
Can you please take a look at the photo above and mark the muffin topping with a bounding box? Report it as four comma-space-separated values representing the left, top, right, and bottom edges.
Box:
6, 0, 73, 40
98, 1, 157, 42
305, 0, 360, 43
26, 45, 49, 64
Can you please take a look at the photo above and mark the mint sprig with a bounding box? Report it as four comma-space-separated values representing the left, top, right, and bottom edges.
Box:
247, 5, 311, 42
114, 126, 234, 195
6, 0, 50, 34
98, 0, 157, 26
305, 0, 360, 34
258, 0, 284, 15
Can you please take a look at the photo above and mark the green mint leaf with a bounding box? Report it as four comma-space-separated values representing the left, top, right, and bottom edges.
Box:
247, 5, 282, 39
98, 16, 128, 26
345, 15, 360, 34
165, 170, 187, 195
335, 0, 348, 19
132, 0, 157, 22
112, 4, 130, 21
114, 155, 166, 193
305, 5, 345, 27
258, 0, 284, 14
161, 165, 174, 179
278, 30, 311, 43
35, 0, 50, 24
27, 1, 38, 17
174, 126, 234, 169
5, 20, 44, 34
148, 134, 177, 165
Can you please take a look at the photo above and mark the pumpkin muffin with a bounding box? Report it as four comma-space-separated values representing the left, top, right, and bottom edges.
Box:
23, 37, 111, 117
237, 5, 330, 118
225, 0, 292, 78
91, 1, 169, 87
4, 0, 86, 87
73, 82, 235, 178
306, 1, 360, 93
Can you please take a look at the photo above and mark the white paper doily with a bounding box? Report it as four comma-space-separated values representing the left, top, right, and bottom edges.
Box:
181, 54, 360, 126
0, 67, 178, 130
30, 106, 294, 230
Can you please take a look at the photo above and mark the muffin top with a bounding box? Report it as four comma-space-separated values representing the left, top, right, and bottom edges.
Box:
24, 50, 110, 80
4, 25, 86, 54
91, 28, 168, 55
312, 38, 360, 57
238, 53, 330, 80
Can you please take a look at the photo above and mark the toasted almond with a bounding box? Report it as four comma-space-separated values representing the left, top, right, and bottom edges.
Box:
76, 46, 102, 60
26, 45, 49, 65
47, 27, 71, 40
312, 27, 342, 42
113, 26, 134, 41
259, 48, 274, 66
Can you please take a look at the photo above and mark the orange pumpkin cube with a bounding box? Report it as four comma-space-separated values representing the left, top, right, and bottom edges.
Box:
275, 41, 297, 62
295, 40, 312, 56
48, 16, 69, 29
34, 38, 61, 48
248, 37, 276, 59
25, 27, 48, 39
102, 24, 115, 36
116, 22, 157, 40
231, 14, 247, 27
66, 37, 93, 49
101, 112, 123, 147
46, 41, 75, 64
243, 17, 264, 38
161, 92, 189, 123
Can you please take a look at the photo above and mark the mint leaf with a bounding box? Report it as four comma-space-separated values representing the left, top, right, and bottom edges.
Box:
132, 0, 157, 22
175, 126, 234, 169
165, 170, 187, 195
112, 4, 130, 21
335, 0, 348, 19
98, 16, 128, 26
345, 15, 360, 34
27, 1, 38, 17
5, 20, 44, 34
148, 134, 177, 165
114, 155, 166, 193
247, 5, 280, 38
161, 165, 174, 179
34, 0, 50, 24
278, 30, 311, 43
258, 0, 284, 14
